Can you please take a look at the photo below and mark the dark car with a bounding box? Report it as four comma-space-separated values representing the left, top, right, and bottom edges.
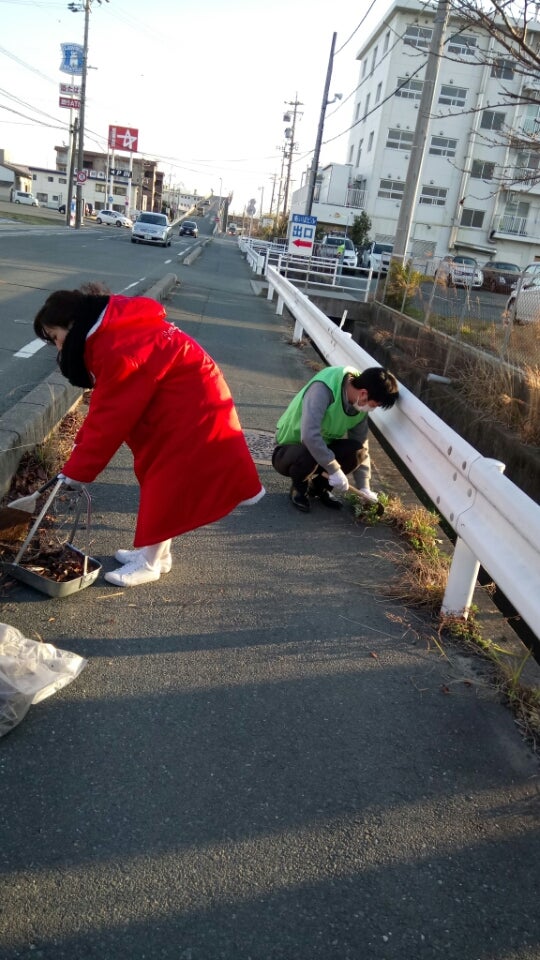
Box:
481, 260, 521, 293
179, 220, 198, 237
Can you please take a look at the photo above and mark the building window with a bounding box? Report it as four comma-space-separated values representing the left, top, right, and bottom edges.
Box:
47, 176, 54, 183
481, 110, 505, 131
378, 179, 404, 200
439, 84, 467, 107
356, 139, 363, 165
376, 82, 382, 103
363, 92, 371, 120
349, 144, 354, 164
371, 46, 378, 73
491, 58, 514, 79
461, 207, 485, 228
362, 59, 367, 78
514, 150, 540, 179
429, 135, 457, 157
471, 159, 495, 180
355, 101, 361, 121
384, 30, 390, 54
419, 185, 447, 205
395, 77, 423, 100
386, 128, 414, 150
59, 178, 67, 184
368, 131, 374, 152
447, 33, 478, 56
404, 24, 433, 48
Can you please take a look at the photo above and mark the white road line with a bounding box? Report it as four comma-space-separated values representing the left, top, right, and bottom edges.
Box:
14, 338, 46, 358
123, 279, 145, 291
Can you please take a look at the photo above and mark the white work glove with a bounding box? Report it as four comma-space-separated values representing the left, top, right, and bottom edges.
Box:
328, 469, 349, 493
57, 473, 84, 491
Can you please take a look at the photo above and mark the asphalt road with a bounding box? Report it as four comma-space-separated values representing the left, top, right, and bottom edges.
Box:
0, 201, 217, 416
0, 227, 539, 960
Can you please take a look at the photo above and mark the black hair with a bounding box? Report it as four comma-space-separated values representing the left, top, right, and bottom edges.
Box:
33, 289, 110, 388
350, 367, 399, 409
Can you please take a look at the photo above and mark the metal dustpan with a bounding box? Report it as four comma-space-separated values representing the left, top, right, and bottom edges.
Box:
0, 478, 101, 598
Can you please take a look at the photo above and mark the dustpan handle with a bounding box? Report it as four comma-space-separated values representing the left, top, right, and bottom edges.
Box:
66, 487, 92, 576
13, 478, 65, 564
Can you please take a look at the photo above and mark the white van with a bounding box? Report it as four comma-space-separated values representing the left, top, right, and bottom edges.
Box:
12, 191, 39, 206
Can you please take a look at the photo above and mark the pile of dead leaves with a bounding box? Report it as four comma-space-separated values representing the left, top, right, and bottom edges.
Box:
0, 405, 90, 587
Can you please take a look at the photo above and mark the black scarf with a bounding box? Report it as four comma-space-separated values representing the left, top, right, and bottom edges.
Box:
58, 296, 110, 388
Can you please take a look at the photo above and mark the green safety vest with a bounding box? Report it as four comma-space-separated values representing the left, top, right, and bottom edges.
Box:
276, 366, 367, 445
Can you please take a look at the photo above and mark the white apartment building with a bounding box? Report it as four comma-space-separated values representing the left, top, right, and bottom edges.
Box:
293, 0, 540, 267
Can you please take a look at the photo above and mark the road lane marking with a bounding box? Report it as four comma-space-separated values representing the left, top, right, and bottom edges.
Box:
14, 338, 46, 358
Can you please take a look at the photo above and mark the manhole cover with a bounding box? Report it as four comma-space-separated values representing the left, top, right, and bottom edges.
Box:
244, 429, 274, 464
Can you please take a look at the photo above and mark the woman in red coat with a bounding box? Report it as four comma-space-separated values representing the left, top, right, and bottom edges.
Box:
33, 288, 264, 587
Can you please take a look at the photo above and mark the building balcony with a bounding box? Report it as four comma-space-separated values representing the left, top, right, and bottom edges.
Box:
491, 213, 537, 241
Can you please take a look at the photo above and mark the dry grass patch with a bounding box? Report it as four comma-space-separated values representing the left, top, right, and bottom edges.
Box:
452, 355, 540, 444
350, 491, 540, 750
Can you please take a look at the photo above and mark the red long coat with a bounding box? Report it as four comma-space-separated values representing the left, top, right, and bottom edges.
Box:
62, 295, 263, 546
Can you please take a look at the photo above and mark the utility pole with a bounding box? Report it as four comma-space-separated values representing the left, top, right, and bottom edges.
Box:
391, 0, 451, 265
305, 32, 336, 216
282, 95, 303, 216
70, 0, 109, 229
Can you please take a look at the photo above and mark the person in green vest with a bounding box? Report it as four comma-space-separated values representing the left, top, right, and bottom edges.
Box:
272, 366, 399, 512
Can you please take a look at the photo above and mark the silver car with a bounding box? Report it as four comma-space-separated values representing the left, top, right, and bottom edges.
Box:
131, 212, 172, 247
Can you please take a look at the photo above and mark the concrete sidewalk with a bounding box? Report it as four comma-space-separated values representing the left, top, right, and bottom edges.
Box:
0, 236, 539, 960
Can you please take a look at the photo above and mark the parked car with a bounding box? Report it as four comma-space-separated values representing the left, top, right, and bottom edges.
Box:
505, 276, 540, 324
441, 255, 483, 289
179, 220, 198, 237
12, 191, 39, 206
95, 209, 132, 228
131, 211, 172, 247
316, 235, 358, 269
361, 241, 393, 274
481, 260, 521, 293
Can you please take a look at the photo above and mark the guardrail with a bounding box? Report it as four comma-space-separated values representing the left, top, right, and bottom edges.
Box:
239, 237, 371, 300
266, 264, 540, 641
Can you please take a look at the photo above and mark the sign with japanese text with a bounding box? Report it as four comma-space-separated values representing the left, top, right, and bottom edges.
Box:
60, 82, 81, 96
288, 213, 317, 257
60, 43, 84, 76
108, 126, 139, 153
59, 96, 80, 110
108, 168, 132, 179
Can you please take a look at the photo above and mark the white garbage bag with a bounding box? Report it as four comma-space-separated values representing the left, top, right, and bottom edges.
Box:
0, 623, 87, 737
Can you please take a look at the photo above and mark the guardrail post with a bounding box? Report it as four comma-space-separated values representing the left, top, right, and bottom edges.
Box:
441, 536, 480, 619
292, 318, 304, 342
276, 295, 284, 316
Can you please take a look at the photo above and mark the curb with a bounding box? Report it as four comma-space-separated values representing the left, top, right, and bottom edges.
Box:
0, 272, 180, 498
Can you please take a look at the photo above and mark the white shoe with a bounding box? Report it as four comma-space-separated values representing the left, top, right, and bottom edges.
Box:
104, 557, 162, 587
357, 488, 379, 504
114, 548, 172, 573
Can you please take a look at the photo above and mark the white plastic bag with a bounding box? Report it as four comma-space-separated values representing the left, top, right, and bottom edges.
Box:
0, 623, 87, 737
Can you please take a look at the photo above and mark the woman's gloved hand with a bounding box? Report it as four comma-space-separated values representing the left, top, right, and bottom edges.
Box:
328, 469, 349, 493
57, 473, 84, 491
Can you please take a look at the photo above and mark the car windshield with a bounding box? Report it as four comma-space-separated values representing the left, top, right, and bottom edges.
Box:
491, 263, 520, 271
374, 244, 393, 253
184, 221, 196, 227
139, 213, 167, 224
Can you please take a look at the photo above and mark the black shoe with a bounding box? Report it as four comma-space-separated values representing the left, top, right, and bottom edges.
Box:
289, 483, 310, 512
309, 475, 342, 510
314, 488, 342, 510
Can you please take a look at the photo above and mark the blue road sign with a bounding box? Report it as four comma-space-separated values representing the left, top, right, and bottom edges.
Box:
60, 43, 84, 76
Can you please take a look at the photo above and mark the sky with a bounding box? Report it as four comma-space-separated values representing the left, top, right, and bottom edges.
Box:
0, 0, 393, 215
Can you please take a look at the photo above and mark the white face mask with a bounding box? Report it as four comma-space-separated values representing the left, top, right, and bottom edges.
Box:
352, 402, 371, 413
